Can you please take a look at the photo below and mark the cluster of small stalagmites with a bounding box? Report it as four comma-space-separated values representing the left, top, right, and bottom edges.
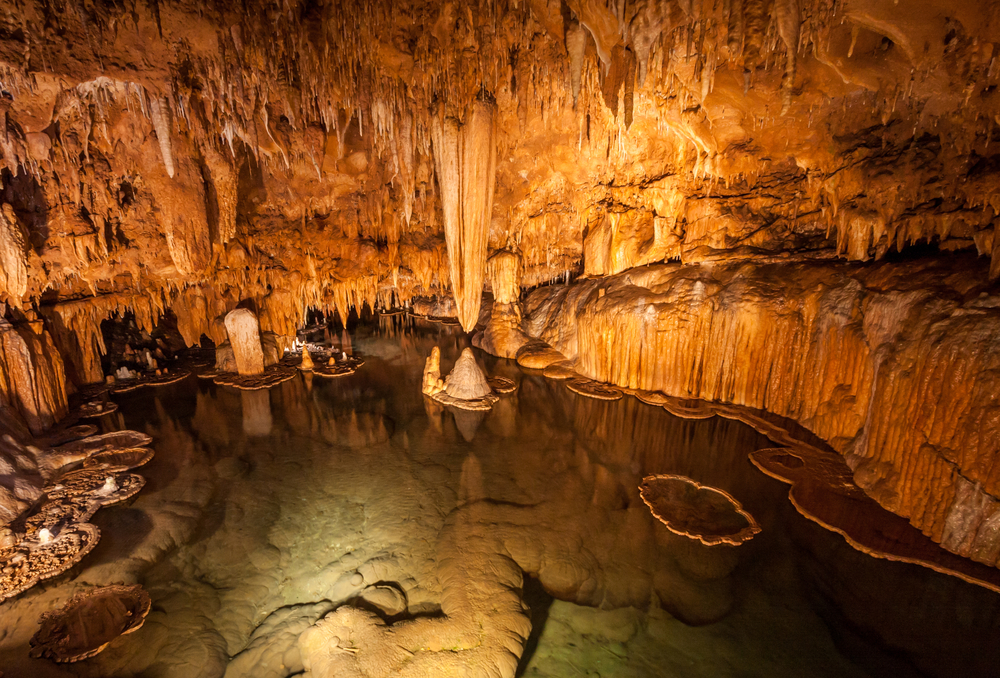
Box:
522, 256, 1000, 569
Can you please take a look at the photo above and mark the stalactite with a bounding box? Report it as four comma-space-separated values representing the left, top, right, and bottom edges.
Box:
774, 0, 800, 114
200, 142, 238, 245
566, 21, 588, 106
431, 98, 498, 332
149, 95, 175, 179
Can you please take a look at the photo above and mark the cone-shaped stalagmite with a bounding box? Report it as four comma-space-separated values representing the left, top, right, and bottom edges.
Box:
431, 99, 497, 332
444, 348, 492, 400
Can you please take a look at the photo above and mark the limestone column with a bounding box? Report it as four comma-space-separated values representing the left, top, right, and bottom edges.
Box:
224, 308, 265, 376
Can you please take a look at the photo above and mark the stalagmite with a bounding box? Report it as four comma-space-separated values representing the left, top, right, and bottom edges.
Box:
299, 348, 314, 371
223, 309, 266, 376
422, 346, 445, 395
431, 99, 497, 332
444, 348, 492, 400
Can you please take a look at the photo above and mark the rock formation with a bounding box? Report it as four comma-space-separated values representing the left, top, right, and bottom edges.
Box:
474, 250, 532, 358
421, 346, 445, 396
431, 100, 498, 332
444, 349, 493, 400
522, 255, 1000, 567
223, 309, 266, 376
639, 474, 762, 546
425, 347, 501, 412
0, 319, 69, 436
29, 584, 152, 662
0, 2, 996, 661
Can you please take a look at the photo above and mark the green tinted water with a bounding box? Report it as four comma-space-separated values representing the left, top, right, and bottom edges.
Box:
0, 319, 997, 677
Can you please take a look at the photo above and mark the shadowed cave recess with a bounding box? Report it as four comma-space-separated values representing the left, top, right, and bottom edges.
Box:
1, 0, 1000, 676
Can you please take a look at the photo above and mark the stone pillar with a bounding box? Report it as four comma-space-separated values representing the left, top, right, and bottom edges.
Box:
475, 250, 531, 359
224, 308, 265, 376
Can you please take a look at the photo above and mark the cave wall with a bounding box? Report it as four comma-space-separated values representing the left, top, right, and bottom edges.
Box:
523, 254, 1000, 567
0, 318, 68, 435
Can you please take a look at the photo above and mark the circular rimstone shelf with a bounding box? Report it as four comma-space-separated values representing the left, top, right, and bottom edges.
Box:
30, 584, 152, 662
565, 377, 624, 401
639, 474, 761, 546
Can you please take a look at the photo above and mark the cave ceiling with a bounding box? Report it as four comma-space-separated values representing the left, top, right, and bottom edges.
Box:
0, 0, 997, 336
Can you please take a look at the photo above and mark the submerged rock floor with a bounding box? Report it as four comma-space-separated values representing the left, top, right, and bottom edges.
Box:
0, 322, 997, 678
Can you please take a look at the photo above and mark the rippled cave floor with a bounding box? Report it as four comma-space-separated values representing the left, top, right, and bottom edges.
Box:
1, 320, 998, 678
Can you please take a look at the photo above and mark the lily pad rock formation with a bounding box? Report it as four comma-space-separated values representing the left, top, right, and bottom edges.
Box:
640, 474, 762, 546
29, 584, 152, 662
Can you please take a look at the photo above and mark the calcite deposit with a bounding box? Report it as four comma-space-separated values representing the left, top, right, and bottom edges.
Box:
29, 584, 152, 662
0, 1, 999, 671
425, 347, 501, 410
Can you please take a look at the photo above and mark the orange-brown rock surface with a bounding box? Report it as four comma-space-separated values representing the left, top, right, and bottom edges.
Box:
523, 254, 1000, 567
0, 0, 998, 575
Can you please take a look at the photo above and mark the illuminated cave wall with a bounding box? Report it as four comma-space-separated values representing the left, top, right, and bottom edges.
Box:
0, 0, 999, 562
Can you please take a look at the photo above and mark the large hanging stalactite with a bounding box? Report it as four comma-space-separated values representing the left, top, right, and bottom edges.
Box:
431, 98, 498, 332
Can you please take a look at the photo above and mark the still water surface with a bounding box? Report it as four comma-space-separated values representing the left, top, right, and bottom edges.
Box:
1, 319, 997, 677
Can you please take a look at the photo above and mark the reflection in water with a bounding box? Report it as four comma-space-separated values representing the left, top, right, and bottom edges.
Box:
0, 319, 997, 677
241, 389, 272, 437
